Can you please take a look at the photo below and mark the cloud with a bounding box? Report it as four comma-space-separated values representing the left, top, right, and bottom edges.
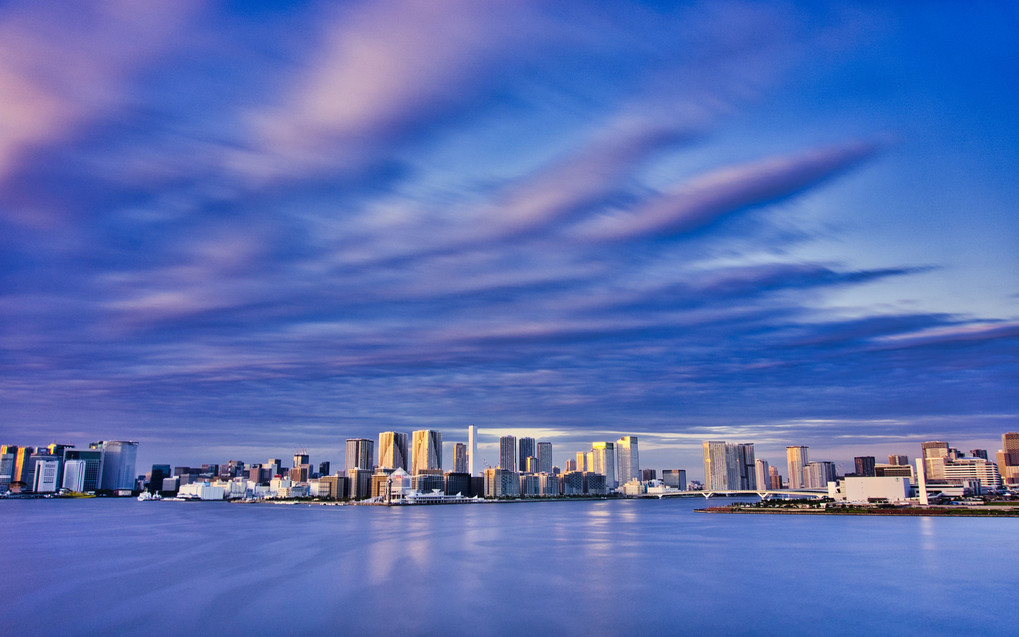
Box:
575, 140, 879, 242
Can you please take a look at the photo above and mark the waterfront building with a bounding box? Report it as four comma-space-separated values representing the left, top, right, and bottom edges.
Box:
662, 469, 686, 490
444, 472, 471, 497
412, 473, 444, 493
468, 425, 477, 476
876, 463, 913, 478
348, 467, 372, 500
591, 442, 617, 487
346, 439, 374, 472
996, 432, 1019, 486
735, 444, 756, 489
943, 456, 1002, 493
411, 430, 442, 475
538, 473, 559, 497
803, 461, 837, 488
520, 473, 540, 496
453, 443, 468, 473
703, 441, 754, 490
518, 437, 535, 472
828, 476, 912, 503
562, 470, 584, 495
379, 432, 408, 471
11, 446, 35, 491
483, 468, 520, 498
641, 469, 657, 481
888, 454, 909, 466
768, 465, 782, 489
786, 446, 809, 490
317, 474, 347, 499
61, 460, 87, 492
32, 458, 60, 493
537, 442, 552, 474
754, 459, 769, 491
854, 456, 876, 477
585, 472, 608, 495
90, 441, 138, 491
921, 441, 950, 481
499, 436, 516, 470
0, 446, 17, 490
371, 467, 396, 498
616, 436, 639, 485
178, 481, 226, 500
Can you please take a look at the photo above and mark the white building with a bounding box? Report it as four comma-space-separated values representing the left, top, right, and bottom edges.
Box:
178, 481, 226, 500
827, 476, 912, 503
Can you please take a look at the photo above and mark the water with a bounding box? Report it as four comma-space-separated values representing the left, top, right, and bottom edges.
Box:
2, 497, 1016, 636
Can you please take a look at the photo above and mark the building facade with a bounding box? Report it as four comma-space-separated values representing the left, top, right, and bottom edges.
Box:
411, 430, 442, 475
378, 432, 408, 471
786, 446, 809, 490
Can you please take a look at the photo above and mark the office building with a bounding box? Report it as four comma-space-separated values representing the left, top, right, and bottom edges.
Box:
921, 441, 950, 481
484, 468, 520, 498
562, 471, 585, 495
564, 458, 577, 472
518, 437, 535, 472
411, 430, 442, 475
62, 449, 102, 491
537, 442, 552, 474
576, 452, 586, 472
734, 443, 756, 489
524, 456, 539, 474
768, 465, 782, 489
943, 457, 1002, 493
499, 436, 516, 471
0, 446, 17, 490
703, 441, 755, 490
970, 449, 989, 460
468, 425, 477, 476
90, 441, 138, 491
888, 454, 909, 466
786, 446, 809, 490
453, 443, 468, 473
755, 459, 770, 491
616, 436, 639, 485
662, 469, 686, 490
591, 442, 617, 487
318, 461, 330, 477
379, 432, 408, 471
444, 472, 471, 497
996, 432, 1019, 486
803, 461, 837, 488
348, 467, 372, 500
854, 456, 876, 477
32, 457, 61, 493
641, 469, 657, 481
345, 439, 374, 472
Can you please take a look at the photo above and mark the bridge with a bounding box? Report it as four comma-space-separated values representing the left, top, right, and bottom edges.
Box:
641, 489, 829, 501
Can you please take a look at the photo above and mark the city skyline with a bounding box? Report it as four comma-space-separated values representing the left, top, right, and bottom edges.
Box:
1, 3, 1017, 472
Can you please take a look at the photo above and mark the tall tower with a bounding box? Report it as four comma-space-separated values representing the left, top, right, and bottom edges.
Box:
755, 459, 770, 491
90, 441, 139, 491
703, 441, 728, 490
786, 446, 809, 490
499, 436, 516, 471
591, 442, 617, 487
996, 432, 1019, 486
453, 443, 468, 473
921, 441, 949, 481
345, 439, 374, 471
616, 436, 639, 484
411, 430, 442, 475
735, 443, 755, 489
468, 425, 477, 476
518, 437, 535, 472
378, 432, 408, 471
537, 442, 552, 474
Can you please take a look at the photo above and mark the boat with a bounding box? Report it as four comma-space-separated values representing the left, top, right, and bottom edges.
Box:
137, 491, 162, 501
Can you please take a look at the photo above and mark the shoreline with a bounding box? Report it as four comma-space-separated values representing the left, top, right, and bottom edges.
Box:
697, 506, 1019, 517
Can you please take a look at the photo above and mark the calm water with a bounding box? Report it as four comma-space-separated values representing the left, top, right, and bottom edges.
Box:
2, 497, 1016, 636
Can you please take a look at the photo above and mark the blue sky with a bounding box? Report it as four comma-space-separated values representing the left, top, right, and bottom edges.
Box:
1, 1, 1016, 477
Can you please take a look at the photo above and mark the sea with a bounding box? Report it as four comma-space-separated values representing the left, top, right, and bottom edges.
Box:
2, 496, 1016, 636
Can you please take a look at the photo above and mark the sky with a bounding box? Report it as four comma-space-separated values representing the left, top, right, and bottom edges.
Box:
1, 1, 1017, 478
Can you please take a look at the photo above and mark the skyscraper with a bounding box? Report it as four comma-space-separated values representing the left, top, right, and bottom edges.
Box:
616, 436, 639, 484
537, 442, 552, 474
591, 442, 617, 487
412, 430, 442, 475
468, 425, 477, 476
379, 432, 408, 471
921, 441, 949, 481
755, 459, 770, 491
345, 439, 374, 472
786, 446, 809, 490
499, 436, 516, 470
703, 441, 753, 490
518, 437, 535, 472
576, 451, 586, 472
734, 443, 756, 489
90, 441, 138, 491
453, 442, 468, 473
854, 456, 876, 477
703, 441, 731, 490
996, 432, 1019, 486
888, 454, 909, 466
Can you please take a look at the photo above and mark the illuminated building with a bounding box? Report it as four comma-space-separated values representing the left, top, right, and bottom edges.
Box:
591, 442, 616, 487
411, 430, 442, 475
786, 446, 809, 489
888, 454, 909, 466
483, 467, 520, 498
996, 432, 1019, 486
768, 465, 782, 489
921, 441, 950, 481
703, 441, 755, 490
378, 432, 408, 471
616, 436, 639, 484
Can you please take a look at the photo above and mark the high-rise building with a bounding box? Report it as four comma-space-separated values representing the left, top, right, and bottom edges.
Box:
888, 454, 909, 466
662, 469, 686, 490
32, 457, 60, 493
641, 469, 657, 481
565, 458, 577, 472
576, 452, 586, 472
345, 439, 374, 472
944, 457, 1002, 493
518, 437, 535, 472
703, 441, 754, 490
453, 443, 468, 473
734, 443, 756, 489
468, 425, 477, 476
62, 449, 102, 491
591, 442, 617, 487
11, 446, 35, 490
803, 461, 837, 488
970, 449, 989, 460
0, 446, 18, 490
499, 436, 516, 471
755, 459, 770, 491
537, 442, 552, 474
524, 456, 539, 474
379, 432, 408, 471
996, 432, 1019, 486
90, 441, 139, 491
786, 446, 809, 490
854, 456, 876, 477
616, 436, 639, 484
921, 441, 950, 481
483, 467, 520, 498
768, 465, 782, 489
293, 451, 310, 469
703, 441, 729, 490
411, 430, 442, 475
